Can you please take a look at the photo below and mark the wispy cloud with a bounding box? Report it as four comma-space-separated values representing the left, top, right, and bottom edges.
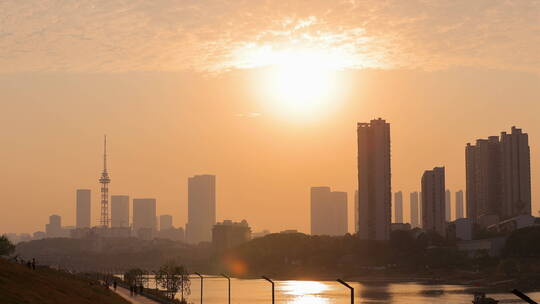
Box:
236, 112, 262, 118
0, 0, 539, 73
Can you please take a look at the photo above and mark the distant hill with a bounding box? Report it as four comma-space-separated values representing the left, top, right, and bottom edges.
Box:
0, 258, 129, 304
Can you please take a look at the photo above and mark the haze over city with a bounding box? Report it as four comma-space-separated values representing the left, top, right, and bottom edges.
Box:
4, 2, 540, 304
2, 1, 540, 236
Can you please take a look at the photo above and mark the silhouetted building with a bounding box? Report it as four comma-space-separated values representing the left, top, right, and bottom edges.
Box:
133, 198, 156, 239
332, 191, 348, 235
410, 192, 420, 228
185, 175, 216, 244
501, 127, 532, 218
419, 191, 423, 226
311, 187, 330, 235
487, 214, 539, 234
357, 118, 391, 240
111, 195, 129, 228
32, 231, 45, 240
394, 191, 403, 223
76, 189, 91, 228
447, 218, 472, 241
45, 214, 61, 237
466, 127, 531, 227
212, 220, 251, 252
354, 190, 359, 233
391, 223, 411, 231
422, 167, 446, 236
445, 189, 452, 222
160, 215, 173, 231
310, 187, 348, 236
455, 190, 464, 219
252, 229, 271, 239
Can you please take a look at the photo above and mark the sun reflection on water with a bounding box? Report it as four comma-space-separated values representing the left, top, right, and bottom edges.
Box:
279, 281, 331, 303
288, 295, 330, 304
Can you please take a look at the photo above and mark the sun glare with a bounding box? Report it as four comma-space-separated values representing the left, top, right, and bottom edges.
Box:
241, 47, 350, 120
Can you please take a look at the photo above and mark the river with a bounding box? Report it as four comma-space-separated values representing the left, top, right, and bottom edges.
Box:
144, 276, 538, 303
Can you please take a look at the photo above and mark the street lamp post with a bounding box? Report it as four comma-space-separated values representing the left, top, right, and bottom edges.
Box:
194, 272, 203, 304
262, 276, 275, 304
337, 279, 354, 304
221, 273, 231, 304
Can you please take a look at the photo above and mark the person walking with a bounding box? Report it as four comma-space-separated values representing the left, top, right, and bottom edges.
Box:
31, 258, 36, 270
113, 280, 117, 291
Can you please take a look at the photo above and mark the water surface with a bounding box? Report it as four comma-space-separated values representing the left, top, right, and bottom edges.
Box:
146, 276, 537, 303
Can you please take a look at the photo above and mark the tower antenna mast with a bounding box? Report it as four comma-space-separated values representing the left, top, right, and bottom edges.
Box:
99, 135, 111, 227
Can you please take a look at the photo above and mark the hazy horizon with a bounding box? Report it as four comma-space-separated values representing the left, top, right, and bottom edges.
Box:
2, 1, 540, 234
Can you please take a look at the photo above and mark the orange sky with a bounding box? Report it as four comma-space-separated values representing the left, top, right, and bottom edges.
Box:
1, 1, 540, 234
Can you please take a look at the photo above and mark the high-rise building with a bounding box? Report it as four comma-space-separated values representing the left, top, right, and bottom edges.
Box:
185, 175, 216, 244
410, 192, 419, 228
160, 214, 173, 231
501, 127, 532, 218
76, 189, 91, 228
466, 127, 531, 227
133, 198, 156, 239
422, 167, 446, 236
455, 190, 464, 219
331, 191, 348, 236
445, 189, 452, 222
111, 195, 129, 228
394, 191, 403, 223
310, 187, 348, 236
311, 186, 331, 235
357, 118, 391, 240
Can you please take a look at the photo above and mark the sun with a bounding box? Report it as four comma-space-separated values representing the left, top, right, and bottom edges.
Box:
243, 47, 347, 120
268, 58, 334, 116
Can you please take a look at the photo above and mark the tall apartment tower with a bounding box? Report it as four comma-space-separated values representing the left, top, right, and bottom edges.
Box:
76, 189, 91, 228
410, 192, 420, 228
445, 190, 452, 222
160, 215, 173, 230
311, 187, 348, 236
394, 191, 403, 223
466, 127, 531, 227
133, 198, 156, 237
422, 167, 446, 236
501, 127, 532, 218
111, 195, 130, 228
357, 118, 391, 240
455, 190, 464, 219
186, 175, 216, 244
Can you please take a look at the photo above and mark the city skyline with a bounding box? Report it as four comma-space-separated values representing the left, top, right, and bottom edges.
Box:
4, 124, 536, 236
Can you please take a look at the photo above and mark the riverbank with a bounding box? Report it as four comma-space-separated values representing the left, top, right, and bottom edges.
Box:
0, 258, 129, 304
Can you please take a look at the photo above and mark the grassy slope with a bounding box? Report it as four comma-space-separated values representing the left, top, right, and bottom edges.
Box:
0, 258, 130, 304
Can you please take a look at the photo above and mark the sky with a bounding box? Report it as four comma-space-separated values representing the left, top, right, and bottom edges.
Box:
1, 0, 540, 234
